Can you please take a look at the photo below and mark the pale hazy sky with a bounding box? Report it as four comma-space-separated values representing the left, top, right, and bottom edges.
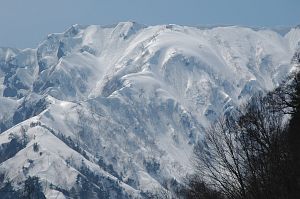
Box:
0, 0, 299, 48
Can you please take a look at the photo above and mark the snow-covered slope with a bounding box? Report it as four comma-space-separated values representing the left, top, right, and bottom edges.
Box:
0, 22, 299, 198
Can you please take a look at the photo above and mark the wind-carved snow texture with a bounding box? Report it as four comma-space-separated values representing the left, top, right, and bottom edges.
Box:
0, 22, 300, 198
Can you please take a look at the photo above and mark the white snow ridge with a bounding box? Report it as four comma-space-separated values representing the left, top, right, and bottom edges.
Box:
0, 22, 299, 198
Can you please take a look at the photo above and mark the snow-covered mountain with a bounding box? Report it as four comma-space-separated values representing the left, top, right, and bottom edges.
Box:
0, 22, 300, 198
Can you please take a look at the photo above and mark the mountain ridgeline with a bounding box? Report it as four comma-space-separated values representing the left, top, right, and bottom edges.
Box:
0, 22, 300, 198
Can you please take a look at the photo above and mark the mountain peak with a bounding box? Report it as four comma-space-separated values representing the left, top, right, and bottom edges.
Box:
0, 23, 299, 198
